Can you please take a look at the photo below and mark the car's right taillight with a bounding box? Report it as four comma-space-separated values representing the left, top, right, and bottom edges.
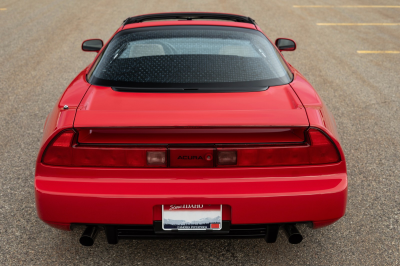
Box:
216, 128, 340, 167
307, 128, 340, 164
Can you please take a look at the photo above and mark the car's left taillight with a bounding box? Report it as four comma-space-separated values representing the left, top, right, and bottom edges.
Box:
42, 130, 167, 167
42, 130, 75, 166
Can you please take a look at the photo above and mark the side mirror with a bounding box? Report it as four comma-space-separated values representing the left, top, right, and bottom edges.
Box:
82, 39, 103, 52
275, 38, 296, 52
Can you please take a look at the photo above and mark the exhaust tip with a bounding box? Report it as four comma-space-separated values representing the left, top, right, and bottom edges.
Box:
79, 235, 95, 246
79, 226, 99, 246
288, 232, 303, 244
284, 224, 303, 244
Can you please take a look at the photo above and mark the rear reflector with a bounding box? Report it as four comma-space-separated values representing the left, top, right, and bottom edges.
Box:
42, 128, 340, 168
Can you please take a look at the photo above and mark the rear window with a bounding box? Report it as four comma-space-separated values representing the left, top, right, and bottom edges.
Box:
89, 26, 292, 92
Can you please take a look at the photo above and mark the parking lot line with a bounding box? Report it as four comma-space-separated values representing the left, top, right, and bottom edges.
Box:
0, 8, 7, 10
357, 51, 400, 54
294, 5, 400, 8
293, 5, 334, 8
317, 23, 400, 26
341, 6, 400, 8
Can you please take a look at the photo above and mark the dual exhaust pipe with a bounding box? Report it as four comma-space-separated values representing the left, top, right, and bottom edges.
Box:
79, 226, 99, 246
265, 223, 303, 244
283, 224, 303, 244
79, 224, 303, 246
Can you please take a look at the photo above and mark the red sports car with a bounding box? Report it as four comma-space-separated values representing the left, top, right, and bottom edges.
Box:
35, 12, 347, 246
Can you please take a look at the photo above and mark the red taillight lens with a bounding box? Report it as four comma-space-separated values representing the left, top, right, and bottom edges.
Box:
217, 146, 310, 167
308, 129, 340, 164
72, 147, 166, 167
52, 132, 74, 147
42, 130, 167, 167
217, 128, 340, 167
42, 128, 340, 168
42, 130, 75, 166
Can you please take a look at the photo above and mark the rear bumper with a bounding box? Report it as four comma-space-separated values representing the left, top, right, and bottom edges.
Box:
35, 163, 347, 230
74, 222, 308, 241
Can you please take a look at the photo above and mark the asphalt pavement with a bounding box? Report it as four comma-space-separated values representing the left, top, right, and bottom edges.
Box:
0, 0, 399, 265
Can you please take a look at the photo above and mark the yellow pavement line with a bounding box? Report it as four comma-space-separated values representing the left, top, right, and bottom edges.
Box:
0, 8, 7, 11
293, 5, 334, 8
357, 51, 400, 54
317, 23, 400, 26
340, 5, 400, 8
294, 5, 400, 8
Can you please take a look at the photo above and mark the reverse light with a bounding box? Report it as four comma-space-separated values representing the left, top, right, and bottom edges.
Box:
217, 150, 237, 165
147, 151, 166, 166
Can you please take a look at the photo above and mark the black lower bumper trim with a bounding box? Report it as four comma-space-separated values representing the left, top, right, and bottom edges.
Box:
109, 221, 276, 243
72, 221, 309, 244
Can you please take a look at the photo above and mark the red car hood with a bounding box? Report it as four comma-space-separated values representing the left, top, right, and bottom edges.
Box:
74, 84, 309, 128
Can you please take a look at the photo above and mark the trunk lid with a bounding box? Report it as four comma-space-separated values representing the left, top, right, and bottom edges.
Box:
74, 85, 308, 128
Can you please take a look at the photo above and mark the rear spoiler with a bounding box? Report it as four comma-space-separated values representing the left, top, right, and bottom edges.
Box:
122, 12, 256, 26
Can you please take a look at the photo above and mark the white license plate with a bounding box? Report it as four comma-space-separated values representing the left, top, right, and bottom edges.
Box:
162, 204, 222, 230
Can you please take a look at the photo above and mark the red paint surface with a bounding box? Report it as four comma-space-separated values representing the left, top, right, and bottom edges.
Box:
74, 85, 307, 128
123, 20, 257, 31
36, 165, 346, 225
35, 13, 347, 231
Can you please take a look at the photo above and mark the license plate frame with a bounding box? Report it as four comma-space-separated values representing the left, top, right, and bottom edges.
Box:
162, 204, 222, 231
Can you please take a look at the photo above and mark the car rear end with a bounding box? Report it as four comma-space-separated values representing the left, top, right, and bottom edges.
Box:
36, 125, 346, 244
35, 13, 347, 246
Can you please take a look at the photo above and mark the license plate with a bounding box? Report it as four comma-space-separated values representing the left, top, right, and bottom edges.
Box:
162, 204, 222, 230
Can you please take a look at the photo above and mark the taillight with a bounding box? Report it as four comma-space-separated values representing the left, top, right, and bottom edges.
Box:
42, 130, 167, 167
216, 128, 340, 167
42, 128, 340, 168
308, 129, 340, 164
42, 130, 75, 166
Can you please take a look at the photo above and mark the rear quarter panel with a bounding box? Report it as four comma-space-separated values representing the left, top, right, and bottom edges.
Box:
289, 70, 340, 139
39, 70, 91, 156
289, 69, 345, 168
